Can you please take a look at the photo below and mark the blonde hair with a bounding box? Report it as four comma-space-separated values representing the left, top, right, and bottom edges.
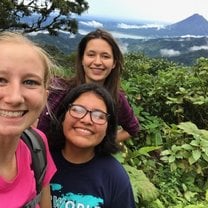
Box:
0, 31, 55, 87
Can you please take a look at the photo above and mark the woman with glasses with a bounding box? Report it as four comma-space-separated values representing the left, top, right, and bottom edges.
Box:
48, 83, 136, 207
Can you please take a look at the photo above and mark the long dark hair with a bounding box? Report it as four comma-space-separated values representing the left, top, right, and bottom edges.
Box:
48, 83, 120, 155
72, 29, 123, 104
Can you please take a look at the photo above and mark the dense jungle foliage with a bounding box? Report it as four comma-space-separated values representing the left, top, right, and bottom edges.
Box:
54, 52, 208, 208
121, 54, 208, 208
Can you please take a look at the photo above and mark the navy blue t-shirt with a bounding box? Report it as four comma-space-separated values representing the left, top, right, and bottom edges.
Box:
50, 150, 136, 208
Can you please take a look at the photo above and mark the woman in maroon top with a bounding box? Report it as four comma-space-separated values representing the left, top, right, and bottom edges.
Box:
38, 29, 139, 142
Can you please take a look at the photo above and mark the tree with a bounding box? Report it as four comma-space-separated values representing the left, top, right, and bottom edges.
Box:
0, 0, 89, 35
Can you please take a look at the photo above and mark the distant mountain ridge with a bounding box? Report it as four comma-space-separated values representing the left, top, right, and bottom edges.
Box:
113, 13, 208, 37
26, 13, 208, 38
28, 13, 208, 66
165, 14, 208, 36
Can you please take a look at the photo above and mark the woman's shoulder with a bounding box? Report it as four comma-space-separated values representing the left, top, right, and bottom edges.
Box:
118, 89, 128, 101
117, 89, 140, 136
48, 77, 73, 103
95, 155, 128, 176
50, 76, 69, 91
100, 156, 132, 189
118, 89, 132, 110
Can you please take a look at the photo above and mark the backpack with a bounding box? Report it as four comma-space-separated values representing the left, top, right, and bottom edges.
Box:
21, 127, 47, 208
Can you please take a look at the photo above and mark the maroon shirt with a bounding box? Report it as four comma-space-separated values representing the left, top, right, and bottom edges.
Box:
38, 78, 139, 137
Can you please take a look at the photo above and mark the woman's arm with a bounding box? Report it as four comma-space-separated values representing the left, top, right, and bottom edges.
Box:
117, 91, 140, 139
116, 128, 131, 142
39, 185, 52, 208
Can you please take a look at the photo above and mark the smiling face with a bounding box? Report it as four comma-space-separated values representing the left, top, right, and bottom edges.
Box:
0, 42, 48, 137
62, 91, 108, 152
82, 39, 116, 84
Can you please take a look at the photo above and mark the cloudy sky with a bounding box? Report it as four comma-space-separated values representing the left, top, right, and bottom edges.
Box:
84, 0, 208, 23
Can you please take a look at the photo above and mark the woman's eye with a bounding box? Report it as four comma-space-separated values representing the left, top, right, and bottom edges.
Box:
93, 112, 106, 119
0, 78, 7, 86
73, 107, 85, 114
87, 53, 95, 57
101, 54, 111, 59
23, 79, 40, 86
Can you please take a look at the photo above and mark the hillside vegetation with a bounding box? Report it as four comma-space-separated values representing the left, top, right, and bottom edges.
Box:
56, 52, 208, 207
122, 53, 208, 207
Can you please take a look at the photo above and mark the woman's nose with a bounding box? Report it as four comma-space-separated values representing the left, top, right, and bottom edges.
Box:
93, 55, 102, 64
4, 84, 24, 104
80, 111, 93, 124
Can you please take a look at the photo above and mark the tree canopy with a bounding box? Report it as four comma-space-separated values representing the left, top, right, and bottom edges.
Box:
0, 0, 89, 35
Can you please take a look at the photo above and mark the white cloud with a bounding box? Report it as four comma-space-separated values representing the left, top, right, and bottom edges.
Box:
117, 23, 165, 30
118, 42, 129, 53
180, 35, 204, 39
79, 20, 103, 28
78, 29, 90, 35
29, 30, 49, 36
160, 49, 181, 57
110, 31, 145, 39
189, 45, 208, 51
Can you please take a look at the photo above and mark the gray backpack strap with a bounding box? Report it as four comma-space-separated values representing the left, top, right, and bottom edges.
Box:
21, 127, 47, 208
23, 193, 42, 208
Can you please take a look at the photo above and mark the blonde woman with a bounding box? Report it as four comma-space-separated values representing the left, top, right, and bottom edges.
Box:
0, 32, 56, 208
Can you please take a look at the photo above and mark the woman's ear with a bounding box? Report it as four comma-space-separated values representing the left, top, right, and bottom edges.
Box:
46, 89, 49, 98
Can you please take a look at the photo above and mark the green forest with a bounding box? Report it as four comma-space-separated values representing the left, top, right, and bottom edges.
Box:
119, 54, 208, 208
54, 52, 208, 208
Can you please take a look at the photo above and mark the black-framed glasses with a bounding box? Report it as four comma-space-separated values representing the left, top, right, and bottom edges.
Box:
68, 104, 110, 125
